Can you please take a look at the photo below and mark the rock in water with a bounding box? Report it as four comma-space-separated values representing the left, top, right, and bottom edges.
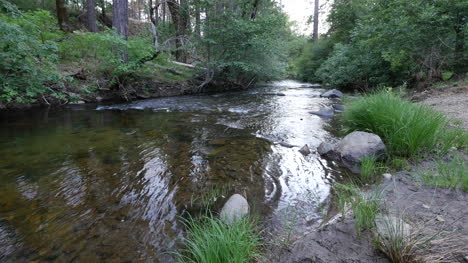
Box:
220, 194, 249, 224
299, 144, 311, 156
317, 142, 335, 156
332, 104, 345, 111
320, 89, 343, 98
335, 131, 386, 169
310, 108, 334, 118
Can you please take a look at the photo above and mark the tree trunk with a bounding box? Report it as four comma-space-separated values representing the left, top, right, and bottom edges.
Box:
454, 11, 466, 74
112, 0, 128, 40
87, 0, 98, 32
113, 0, 128, 62
313, 0, 319, 41
195, 4, 201, 38
168, 0, 187, 62
149, 0, 159, 51
55, 0, 70, 32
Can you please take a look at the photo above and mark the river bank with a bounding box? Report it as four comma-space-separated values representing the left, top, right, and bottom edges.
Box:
266, 82, 468, 263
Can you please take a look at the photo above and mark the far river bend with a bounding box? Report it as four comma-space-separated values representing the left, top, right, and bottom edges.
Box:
0, 80, 347, 262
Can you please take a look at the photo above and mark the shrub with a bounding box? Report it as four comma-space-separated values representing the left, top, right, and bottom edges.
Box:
0, 11, 63, 103
176, 214, 261, 263
342, 90, 451, 157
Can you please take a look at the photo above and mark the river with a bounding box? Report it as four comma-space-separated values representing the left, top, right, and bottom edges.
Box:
0, 80, 346, 262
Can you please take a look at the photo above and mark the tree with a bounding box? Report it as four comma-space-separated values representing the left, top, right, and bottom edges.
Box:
167, 0, 188, 62
112, 0, 128, 39
87, 0, 98, 32
55, 0, 70, 32
312, 0, 319, 41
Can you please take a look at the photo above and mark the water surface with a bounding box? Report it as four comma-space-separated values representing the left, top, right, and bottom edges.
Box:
0, 81, 345, 262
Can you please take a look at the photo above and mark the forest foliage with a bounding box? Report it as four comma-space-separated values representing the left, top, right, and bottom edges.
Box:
0, 0, 292, 104
295, 0, 467, 89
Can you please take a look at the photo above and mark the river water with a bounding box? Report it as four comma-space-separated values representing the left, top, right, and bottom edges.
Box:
0, 80, 346, 262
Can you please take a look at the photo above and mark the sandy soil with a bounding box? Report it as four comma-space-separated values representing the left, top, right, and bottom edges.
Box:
412, 84, 468, 130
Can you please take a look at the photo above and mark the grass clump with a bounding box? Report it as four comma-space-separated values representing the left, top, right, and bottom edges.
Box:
360, 155, 381, 182
176, 214, 261, 263
342, 90, 465, 158
419, 154, 468, 191
334, 183, 382, 234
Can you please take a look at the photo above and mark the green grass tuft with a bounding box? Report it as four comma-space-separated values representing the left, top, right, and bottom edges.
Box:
419, 154, 468, 191
176, 214, 262, 263
360, 155, 380, 182
334, 183, 382, 234
342, 90, 466, 158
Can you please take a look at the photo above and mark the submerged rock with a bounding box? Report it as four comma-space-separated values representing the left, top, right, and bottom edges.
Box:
320, 89, 343, 98
220, 194, 249, 224
332, 104, 345, 111
299, 144, 311, 156
310, 108, 334, 118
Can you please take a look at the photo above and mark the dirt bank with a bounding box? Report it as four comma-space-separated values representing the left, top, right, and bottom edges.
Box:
411, 82, 468, 130
269, 155, 467, 263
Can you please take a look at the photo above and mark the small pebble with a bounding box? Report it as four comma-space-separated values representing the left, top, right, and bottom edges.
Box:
422, 204, 430, 209
436, 215, 445, 222
383, 173, 392, 180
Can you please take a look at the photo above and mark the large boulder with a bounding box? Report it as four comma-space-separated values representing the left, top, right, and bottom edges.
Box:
317, 131, 386, 173
220, 194, 249, 224
335, 131, 386, 167
320, 89, 343, 98
310, 108, 334, 119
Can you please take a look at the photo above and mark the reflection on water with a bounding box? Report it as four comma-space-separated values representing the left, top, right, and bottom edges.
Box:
0, 81, 345, 262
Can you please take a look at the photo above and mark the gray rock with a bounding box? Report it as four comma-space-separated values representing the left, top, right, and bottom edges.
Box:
71, 100, 86, 105
375, 215, 411, 240
332, 104, 345, 111
96, 96, 103, 102
299, 144, 311, 156
317, 142, 335, 155
320, 89, 343, 98
276, 142, 298, 148
335, 131, 386, 168
310, 108, 334, 118
220, 194, 249, 224
382, 173, 392, 180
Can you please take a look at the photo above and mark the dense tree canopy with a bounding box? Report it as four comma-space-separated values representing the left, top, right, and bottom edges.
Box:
295, 0, 467, 89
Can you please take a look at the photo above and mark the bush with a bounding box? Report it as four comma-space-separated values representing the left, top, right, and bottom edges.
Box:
315, 43, 392, 89
176, 214, 261, 263
0, 11, 63, 103
295, 39, 333, 83
342, 90, 453, 157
